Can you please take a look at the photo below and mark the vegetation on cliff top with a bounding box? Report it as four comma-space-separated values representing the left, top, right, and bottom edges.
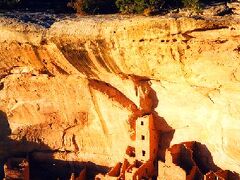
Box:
66, 0, 231, 14
0, 0, 231, 14
115, 0, 231, 14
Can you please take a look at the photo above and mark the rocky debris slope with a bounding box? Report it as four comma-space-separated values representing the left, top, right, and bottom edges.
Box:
0, 11, 240, 178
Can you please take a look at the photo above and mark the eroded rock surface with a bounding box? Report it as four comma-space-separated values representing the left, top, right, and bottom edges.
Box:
0, 14, 240, 178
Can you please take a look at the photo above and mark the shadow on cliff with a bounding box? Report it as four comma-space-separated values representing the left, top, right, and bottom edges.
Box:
146, 80, 175, 162
0, 110, 11, 179
29, 157, 109, 179
191, 142, 220, 173
0, 111, 11, 140
0, 110, 54, 179
0, 110, 109, 179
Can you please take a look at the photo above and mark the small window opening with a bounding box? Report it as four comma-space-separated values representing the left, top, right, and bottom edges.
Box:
142, 150, 146, 156
141, 135, 145, 140
141, 121, 144, 126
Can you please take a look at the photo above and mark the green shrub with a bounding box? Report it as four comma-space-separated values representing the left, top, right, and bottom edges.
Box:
115, 0, 202, 14
116, 0, 165, 13
181, 0, 200, 9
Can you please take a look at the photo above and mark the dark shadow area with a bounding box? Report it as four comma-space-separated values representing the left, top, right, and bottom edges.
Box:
29, 156, 109, 180
0, 0, 74, 13
157, 127, 175, 161
0, 110, 110, 179
0, 110, 11, 179
0, 110, 11, 140
192, 142, 221, 173
201, 0, 231, 5
0, 0, 117, 15
0, 82, 4, 91
153, 109, 175, 162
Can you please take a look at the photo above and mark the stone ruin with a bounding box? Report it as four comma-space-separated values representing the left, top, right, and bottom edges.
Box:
95, 115, 240, 180
3, 158, 29, 180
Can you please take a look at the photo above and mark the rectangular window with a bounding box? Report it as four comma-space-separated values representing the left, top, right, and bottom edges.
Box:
142, 150, 146, 156
141, 121, 144, 126
141, 135, 145, 140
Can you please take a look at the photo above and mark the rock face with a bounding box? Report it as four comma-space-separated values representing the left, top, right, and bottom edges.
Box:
0, 14, 240, 177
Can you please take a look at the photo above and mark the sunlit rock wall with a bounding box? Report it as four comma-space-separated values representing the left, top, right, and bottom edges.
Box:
0, 15, 240, 173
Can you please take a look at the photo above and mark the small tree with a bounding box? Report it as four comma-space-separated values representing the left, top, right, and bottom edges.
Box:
67, 0, 87, 14
68, 0, 117, 14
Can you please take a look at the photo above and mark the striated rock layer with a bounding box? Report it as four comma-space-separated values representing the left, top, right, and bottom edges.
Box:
0, 14, 240, 176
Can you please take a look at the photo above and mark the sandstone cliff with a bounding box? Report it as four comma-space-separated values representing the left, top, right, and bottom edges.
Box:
0, 13, 240, 177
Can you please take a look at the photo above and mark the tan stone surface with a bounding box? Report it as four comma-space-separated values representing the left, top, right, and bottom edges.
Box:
0, 14, 240, 176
